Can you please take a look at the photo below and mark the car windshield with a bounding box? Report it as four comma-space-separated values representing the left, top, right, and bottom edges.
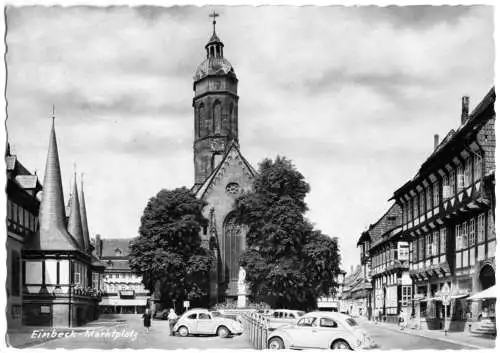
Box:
345, 318, 359, 327
297, 311, 305, 317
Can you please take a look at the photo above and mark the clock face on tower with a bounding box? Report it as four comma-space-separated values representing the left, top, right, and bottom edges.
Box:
210, 139, 225, 152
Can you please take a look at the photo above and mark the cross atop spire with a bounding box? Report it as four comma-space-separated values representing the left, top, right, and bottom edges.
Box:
209, 10, 219, 34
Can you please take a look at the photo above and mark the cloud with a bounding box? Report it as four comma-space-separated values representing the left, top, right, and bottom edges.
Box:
5, 5, 494, 272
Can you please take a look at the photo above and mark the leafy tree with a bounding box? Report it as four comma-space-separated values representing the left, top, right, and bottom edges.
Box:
235, 156, 341, 310
129, 187, 213, 311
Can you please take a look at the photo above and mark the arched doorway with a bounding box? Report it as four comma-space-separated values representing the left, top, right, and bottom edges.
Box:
479, 264, 495, 291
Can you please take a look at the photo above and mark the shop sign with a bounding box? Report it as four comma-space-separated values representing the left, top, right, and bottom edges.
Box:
183, 300, 190, 308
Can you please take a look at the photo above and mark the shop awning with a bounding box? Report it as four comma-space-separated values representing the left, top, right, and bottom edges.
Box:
467, 286, 497, 300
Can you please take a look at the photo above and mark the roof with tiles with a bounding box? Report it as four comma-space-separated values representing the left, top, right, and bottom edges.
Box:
79, 178, 91, 253
67, 173, 85, 251
357, 203, 402, 247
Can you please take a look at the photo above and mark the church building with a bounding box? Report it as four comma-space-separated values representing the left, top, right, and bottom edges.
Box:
192, 13, 256, 307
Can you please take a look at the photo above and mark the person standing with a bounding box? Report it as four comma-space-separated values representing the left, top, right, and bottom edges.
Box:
168, 308, 178, 336
142, 308, 152, 333
398, 310, 406, 330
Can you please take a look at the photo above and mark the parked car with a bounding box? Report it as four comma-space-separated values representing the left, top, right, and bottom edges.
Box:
210, 310, 242, 323
153, 309, 169, 320
267, 311, 377, 350
268, 309, 306, 330
173, 308, 243, 338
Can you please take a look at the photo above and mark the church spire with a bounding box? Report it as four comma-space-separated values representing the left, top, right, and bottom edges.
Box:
27, 116, 79, 251
68, 170, 85, 250
206, 11, 224, 58
79, 173, 91, 253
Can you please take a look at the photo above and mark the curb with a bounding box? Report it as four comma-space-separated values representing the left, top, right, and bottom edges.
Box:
370, 323, 493, 349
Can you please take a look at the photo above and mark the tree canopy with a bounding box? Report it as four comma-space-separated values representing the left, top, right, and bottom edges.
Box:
129, 187, 213, 310
234, 156, 341, 310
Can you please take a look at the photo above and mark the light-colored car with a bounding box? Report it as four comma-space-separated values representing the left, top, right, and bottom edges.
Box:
267, 311, 377, 350
173, 308, 243, 338
268, 309, 306, 330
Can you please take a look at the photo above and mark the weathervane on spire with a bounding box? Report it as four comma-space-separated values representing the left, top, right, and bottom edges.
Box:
209, 10, 219, 34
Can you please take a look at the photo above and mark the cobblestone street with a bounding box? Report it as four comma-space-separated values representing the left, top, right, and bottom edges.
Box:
11, 314, 252, 349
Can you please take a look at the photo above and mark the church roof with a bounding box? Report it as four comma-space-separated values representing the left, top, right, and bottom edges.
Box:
67, 173, 86, 250
26, 119, 80, 251
195, 140, 257, 200
194, 57, 236, 82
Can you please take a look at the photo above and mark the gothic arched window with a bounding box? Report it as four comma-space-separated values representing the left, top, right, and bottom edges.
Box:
198, 103, 205, 137
213, 101, 222, 134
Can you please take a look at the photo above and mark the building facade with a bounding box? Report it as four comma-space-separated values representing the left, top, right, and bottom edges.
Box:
96, 236, 150, 314
191, 15, 256, 307
7, 118, 105, 328
392, 88, 495, 332
6, 146, 42, 329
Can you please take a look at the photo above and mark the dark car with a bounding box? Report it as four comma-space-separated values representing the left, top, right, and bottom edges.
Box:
153, 309, 169, 320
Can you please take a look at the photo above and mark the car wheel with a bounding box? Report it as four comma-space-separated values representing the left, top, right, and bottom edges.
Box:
177, 326, 189, 337
268, 337, 285, 349
331, 340, 352, 350
217, 326, 230, 338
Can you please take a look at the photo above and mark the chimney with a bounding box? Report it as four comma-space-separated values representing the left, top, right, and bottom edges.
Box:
434, 134, 439, 150
461, 96, 470, 125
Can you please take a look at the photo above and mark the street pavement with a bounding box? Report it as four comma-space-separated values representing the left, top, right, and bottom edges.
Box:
18, 314, 252, 349
7, 314, 496, 350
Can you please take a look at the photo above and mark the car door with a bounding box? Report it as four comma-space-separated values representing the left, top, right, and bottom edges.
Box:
289, 317, 318, 349
184, 313, 198, 333
311, 317, 345, 349
197, 312, 215, 334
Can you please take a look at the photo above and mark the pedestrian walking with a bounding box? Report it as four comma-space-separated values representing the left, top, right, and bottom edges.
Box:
398, 310, 406, 330
142, 308, 152, 333
168, 308, 179, 336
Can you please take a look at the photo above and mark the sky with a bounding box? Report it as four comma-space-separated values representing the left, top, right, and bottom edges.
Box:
4, 5, 494, 272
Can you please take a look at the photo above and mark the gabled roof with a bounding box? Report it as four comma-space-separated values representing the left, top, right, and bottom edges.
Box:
195, 140, 256, 199
25, 119, 80, 251
79, 178, 91, 253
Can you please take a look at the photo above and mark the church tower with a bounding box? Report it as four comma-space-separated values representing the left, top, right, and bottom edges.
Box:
193, 12, 239, 190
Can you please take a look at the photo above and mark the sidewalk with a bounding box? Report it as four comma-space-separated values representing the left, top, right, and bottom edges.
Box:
362, 318, 496, 350
5, 314, 126, 348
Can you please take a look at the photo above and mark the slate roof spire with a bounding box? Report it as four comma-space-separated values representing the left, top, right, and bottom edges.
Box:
28, 116, 79, 250
68, 170, 85, 250
79, 173, 91, 253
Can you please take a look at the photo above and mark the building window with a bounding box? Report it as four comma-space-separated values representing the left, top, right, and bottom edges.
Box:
426, 233, 433, 258
419, 192, 425, 215
18, 205, 24, 227
473, 154, 482, 182
11, 251, 21, 297
7, 199, 12, 220
402, 286, 412, 307
407, 201, 412, 221
440, 228, 447, 254
456, 224, 462, 251
413, 197, 418, 218
462, 221, 469, 249
426, 187, 432, 212
464, 157, 472, 187
449, 170, 456, 195
478, 213, 486, 243
432, 231, 439, 256
433, 182, 439, 207
469, 219, 476, 246
442, 176, 450, 199
457, 164, 464, 192
487, 209, 495, 240
418, 237, 424, 261
74, 272, 81, 285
